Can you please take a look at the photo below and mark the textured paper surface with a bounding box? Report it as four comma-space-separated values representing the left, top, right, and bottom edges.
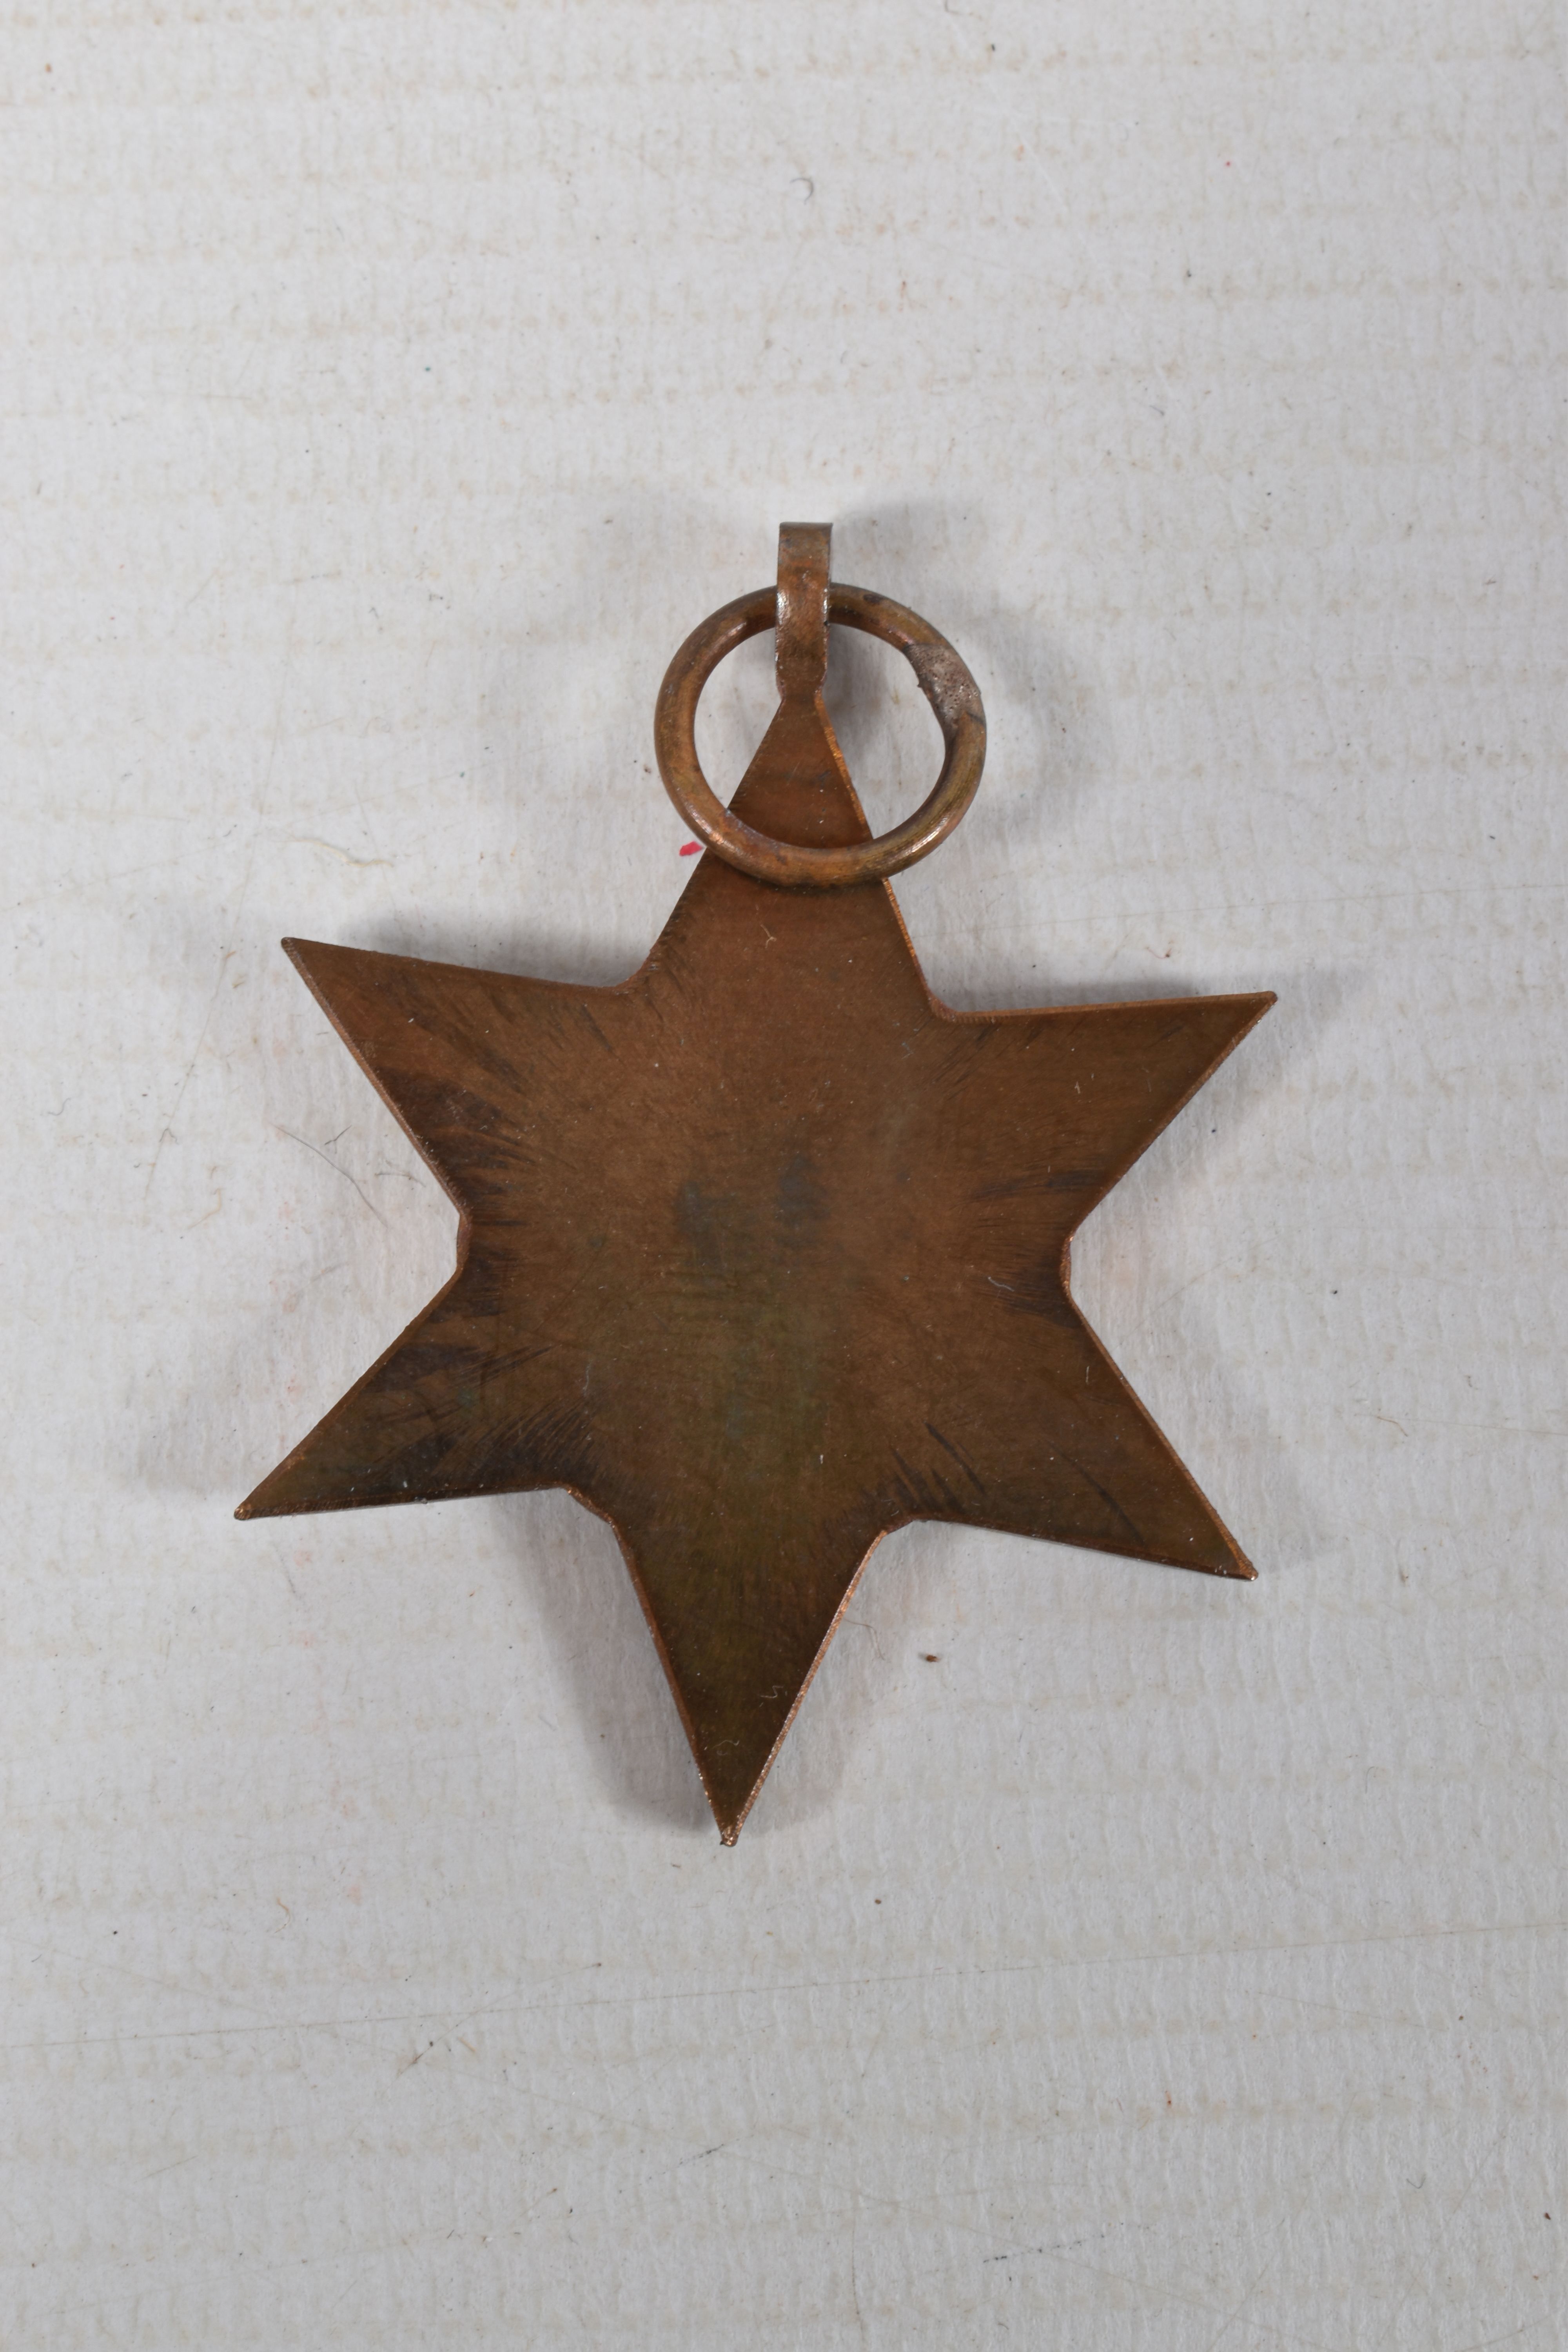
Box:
3, 5, 1564, 2344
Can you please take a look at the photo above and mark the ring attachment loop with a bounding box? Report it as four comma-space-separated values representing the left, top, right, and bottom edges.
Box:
654, 577, 987, 890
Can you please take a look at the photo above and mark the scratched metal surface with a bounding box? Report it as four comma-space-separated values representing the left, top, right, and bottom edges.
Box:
234, 679, 1270, 1841
2, 5, 1563, 2347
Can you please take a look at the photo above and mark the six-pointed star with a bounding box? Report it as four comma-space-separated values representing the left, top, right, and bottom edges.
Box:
240, 691, 1272, 1840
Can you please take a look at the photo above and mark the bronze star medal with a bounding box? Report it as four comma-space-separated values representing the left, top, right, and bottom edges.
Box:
240, 526, 1273, 1842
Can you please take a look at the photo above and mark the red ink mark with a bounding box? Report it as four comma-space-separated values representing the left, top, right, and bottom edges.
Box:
679, 841, 701, 857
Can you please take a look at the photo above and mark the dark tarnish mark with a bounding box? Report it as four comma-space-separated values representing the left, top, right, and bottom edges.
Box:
1056, 1446, 1146, 1546
889, 1447, 938, 1516
477, 1338, 557, 1384
775, 1152, 825, 1235
456, 1256, 505, 1320
675, 1179, 735, 1279
926, 1421, 987, 1497
930, 1468, 964, 1514
394, 1078, 519, 1145
463, 1400, 595, 1492
577, 1005, 615, 1053
355, 986, 530, 1098
933, 1029, 993, 1100
997, 1259, 1079, 1327
358, 1429, 456, 1497
377, 1342, 477, 1387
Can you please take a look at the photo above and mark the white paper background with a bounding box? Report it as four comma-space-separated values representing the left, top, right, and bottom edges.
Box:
4, 5, 1564, 2345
